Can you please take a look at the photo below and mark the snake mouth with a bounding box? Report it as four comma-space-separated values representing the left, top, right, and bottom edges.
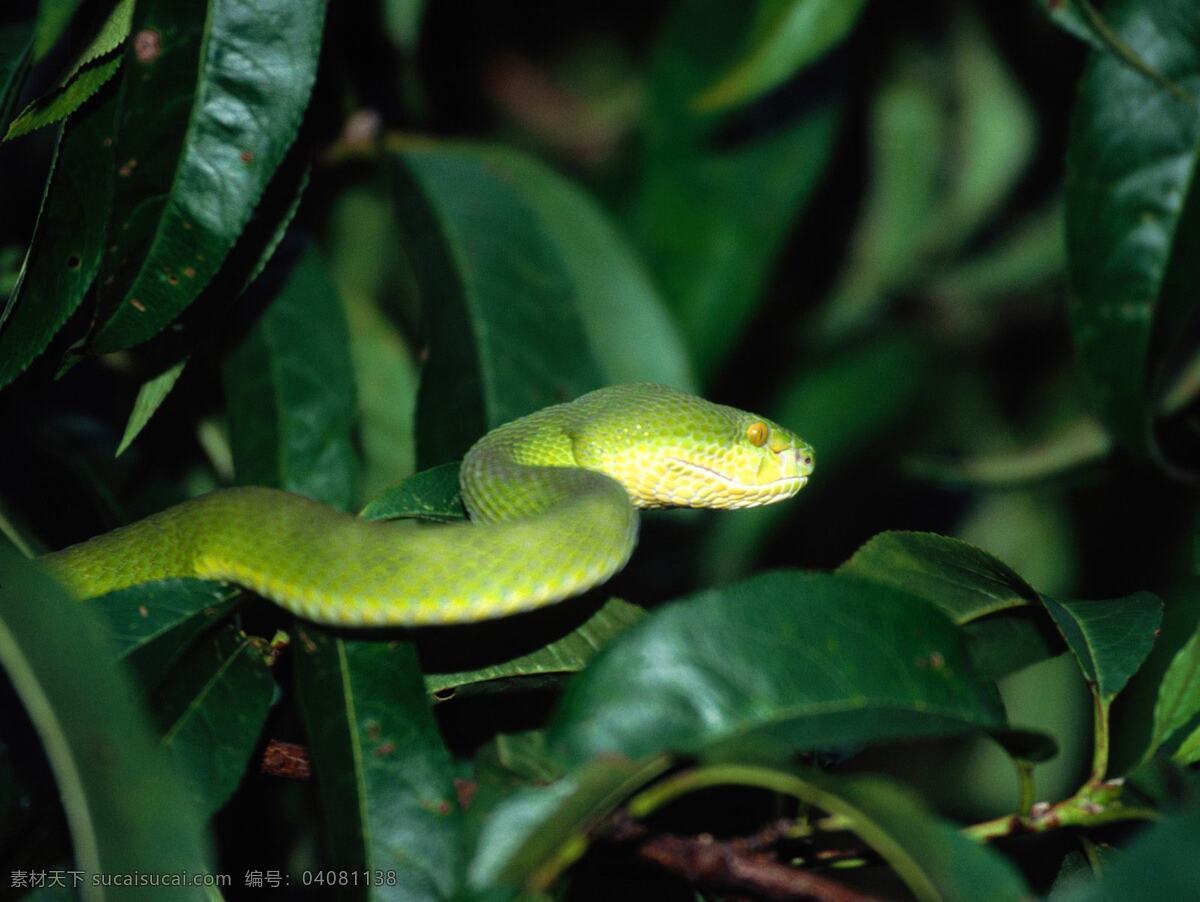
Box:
668, 457, 808, 492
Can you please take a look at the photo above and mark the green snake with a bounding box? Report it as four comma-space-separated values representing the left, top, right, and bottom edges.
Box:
42, 384, 814, 626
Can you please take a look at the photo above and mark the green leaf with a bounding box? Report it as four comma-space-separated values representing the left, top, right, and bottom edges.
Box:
0, 82, 117, 390
703, 332, 931, 583
1056, 808, 1200, 901
628, 0, 839, 379
115, 358, 186, 457
5, 0, 132, 140
1043, 593, 1163, 698
424, 597, 645, 701
0, 544, 211, 883
472, 146, 694, 391
965, 613, 1062, 682
1065, 0, 1200, 451
392, 146, 605, 465
155, 624, 276, 817
32, 0, 85, 60
694, 0, 868, 112
87, 0, 324, 353
0, 24, 34, 131
92, 578, 241, 686
839, 531, 1040, 624
1147, 628, 1200, 763
293, 628, 461, 898
547, 571, 1007, 767
224, 247, 359, 510
360, 462, 466, 523
908, 416, 1111, 489
468, 756, 668, 894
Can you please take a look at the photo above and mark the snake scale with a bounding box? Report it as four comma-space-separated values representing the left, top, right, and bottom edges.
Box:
42, 384, 814, 626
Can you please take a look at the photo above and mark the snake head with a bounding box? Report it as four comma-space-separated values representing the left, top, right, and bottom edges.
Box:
569, 384, 815, 510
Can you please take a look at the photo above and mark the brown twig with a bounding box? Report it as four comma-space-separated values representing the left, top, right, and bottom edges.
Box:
260, 740, 311, 780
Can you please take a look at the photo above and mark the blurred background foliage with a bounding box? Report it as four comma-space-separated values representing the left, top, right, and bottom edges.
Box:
1, 0, 1199, 898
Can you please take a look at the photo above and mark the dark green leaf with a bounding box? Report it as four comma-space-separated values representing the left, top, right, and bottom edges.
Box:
468, 757, 667, 894
472, 146, 694, 391
393, 146, 605, 466
965, 612, 1063, 681
694, 0, 868, 112
0, 24, 34, 131
1043, 593, 1163, 698
839, 531, 1039, 624
224, 247, 359, 510
1147, 628, 1200, 764
0, 544, 211, 883
0, 82, 117, 390
5, 0, 132, 140
92, 577, 240, 686
628, 0, 839, 378
87, 0, 324, 352
703, 332, 931, 583
424, 598, 645, 701
294, 627, 461, 899
155, 624, 276, 817
908, 416, 1111, 489
1056, 809, 1200, 901
32, 0, 85, 60
1065, 0, 1200, 451
548, 571, 1007, 767
360, 462, 465, 523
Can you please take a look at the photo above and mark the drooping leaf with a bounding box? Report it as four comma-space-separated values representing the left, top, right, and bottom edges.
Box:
628, 0, 839, 379
703, 332, 931, 583
360, 462, 465, 523
154, 624, 276, 817
908, 416, 1111, 489
87, 0, 325, 353
468, 756, 668, 894
224, 246, 359, 510
1065, 0, 1200, 451
115, 358, 186, 457
424, 597, 645, 701
1043, 593, 1163, 698
1147, 628, 1200, 763
0, 82, 117, 390
91, 577, 240, 687
0, 544, 212, 883
392, 146, 605, 466
293, 628, 461, 899
694, 0, 868, 112
548, 571, 1007, 767
5, 0, 132, 140
472, 146, 694, 391
839, 531, 1040, 624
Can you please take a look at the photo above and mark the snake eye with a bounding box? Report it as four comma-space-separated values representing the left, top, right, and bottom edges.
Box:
746, 421, 769, 447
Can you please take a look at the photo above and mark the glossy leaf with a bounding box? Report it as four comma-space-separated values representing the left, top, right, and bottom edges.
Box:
224, 247, 359, 510
0, 82, 117, 390
293, 627, 461, 899
155, 624, 276, 817
1065, 0, 1200, 450
694, 0, 867, 112
88, 0, 324, 352
1147, 629, 1200, 763
5, 0, 132, 140
628, 0, 839, 379
908, 416, 1111, 489
548, 571, 1007, 767
840, 531, 1039, 624
115, 358, 186, 457
424, 597, 645, 701
1043, 593, 1163, 698
473, 146, 694, 391
360, 462, 465, 523
92, 577, 240, 686
393, 146, 605, 465
0, 544, 212, 883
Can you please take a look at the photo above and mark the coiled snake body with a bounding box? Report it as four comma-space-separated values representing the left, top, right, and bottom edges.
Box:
42, 384, 814, 626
